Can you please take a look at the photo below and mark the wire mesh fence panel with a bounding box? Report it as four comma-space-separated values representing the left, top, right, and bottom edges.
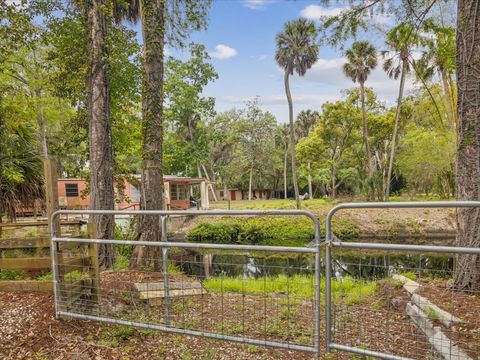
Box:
50, 210, 322, 357
325, 201, 480, 360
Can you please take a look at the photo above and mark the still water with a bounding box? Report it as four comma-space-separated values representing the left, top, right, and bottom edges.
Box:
174, 249, 455, 280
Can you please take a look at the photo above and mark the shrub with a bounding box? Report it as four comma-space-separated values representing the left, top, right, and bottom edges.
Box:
187, 216, 360, 246
187, 217, 314, 246
187, 219, 243, 244
0, 269, 26, 280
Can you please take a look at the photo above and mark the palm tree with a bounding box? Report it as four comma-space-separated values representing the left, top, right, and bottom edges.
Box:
279, 124, 289, 200
343, 41, 377, 197
295, 110, 319, 199
417, 20, 456, 139
275, 19, 319, 209
382, 23, 418, 199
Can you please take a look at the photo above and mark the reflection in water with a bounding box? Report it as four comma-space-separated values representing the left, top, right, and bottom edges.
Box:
176, 250, 455, 280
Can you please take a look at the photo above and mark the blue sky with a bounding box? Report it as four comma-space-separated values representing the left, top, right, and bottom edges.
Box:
163, 0, 419, 123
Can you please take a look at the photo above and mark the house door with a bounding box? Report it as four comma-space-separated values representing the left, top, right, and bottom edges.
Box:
230, 190, 236, 200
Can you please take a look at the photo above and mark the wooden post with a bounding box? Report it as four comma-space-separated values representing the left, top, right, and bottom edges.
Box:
43, 158, 59, 230
43, 157, 66, 311
87, 223, 101, 309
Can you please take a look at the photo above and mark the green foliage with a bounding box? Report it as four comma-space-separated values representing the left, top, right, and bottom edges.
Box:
113, 254, 130, 271
163, 43, 218, 176
36, 272, 53, 281
0, 269, 26, 281
397, 127, 454, 196
275, 18, 319, 76
297, 97, 361, 198
187, 217, 314, 246
0, 95, 43, 220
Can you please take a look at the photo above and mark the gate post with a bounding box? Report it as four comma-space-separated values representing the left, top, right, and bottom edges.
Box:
161, 216, 170, 325
87, 223, 101, 309
325, 213, 333, 353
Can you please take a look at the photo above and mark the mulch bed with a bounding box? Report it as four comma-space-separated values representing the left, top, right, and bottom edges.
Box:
418, 279, 480, 358
2, 273, 475, 359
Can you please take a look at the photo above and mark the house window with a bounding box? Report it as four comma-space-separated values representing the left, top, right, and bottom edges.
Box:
65, 183, 79, 197
219, 190, 224, 197
170, 184, 187, 200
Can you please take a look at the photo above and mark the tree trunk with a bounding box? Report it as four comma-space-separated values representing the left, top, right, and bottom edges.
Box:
441, 69, 457, 142
196, 161, 203, 178
385, 58, 407, 199
87, 0, 115, 268
35, 89, 48, 158
132, 0, 165, 270
360, 81, 371, 168
248, 165, 253, 201
283, 148, 288, 199
201, 163, 218, 201
360, 81, 374, 199
284, 71, 301, 208
454, 0, 480, 291
307, 161, 313, 200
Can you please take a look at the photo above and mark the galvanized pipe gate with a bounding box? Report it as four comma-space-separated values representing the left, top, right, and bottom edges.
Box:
51, 202, 480, 359
51, 210, 323, 356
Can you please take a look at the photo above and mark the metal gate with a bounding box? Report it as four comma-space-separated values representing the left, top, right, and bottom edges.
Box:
325, 201, 480, 360
50, 209, 323, 357
51, 202, 480, 359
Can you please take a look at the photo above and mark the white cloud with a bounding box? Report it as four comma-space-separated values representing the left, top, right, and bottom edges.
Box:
295, 56, 416, 101
300, 5, 345, 19
250, 54, 268, 61
222, 94, 337, 106
300, 4, 393, 26
209, 44, 238, 60
243, 0, 275, 10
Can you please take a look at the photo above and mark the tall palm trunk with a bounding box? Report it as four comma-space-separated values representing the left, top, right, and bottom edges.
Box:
385, 58, 407, 199
284, 70, 301, 208
87, 0, 115, 268
360, 82, 373, 199
132, 0, 165, 270
283, 147, 288, 199
454, 0, 480, 291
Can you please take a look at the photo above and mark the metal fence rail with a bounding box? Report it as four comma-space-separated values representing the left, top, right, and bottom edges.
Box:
50, 209, 323, 357
325, 201, 480, 360
50, 203, 480, 359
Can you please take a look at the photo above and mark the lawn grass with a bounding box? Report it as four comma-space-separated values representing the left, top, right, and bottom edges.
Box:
203, 274, 376, 305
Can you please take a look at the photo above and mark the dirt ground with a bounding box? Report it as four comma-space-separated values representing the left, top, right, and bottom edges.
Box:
0, 291, 315, 360
0, 278, 446, 360
418, 279, 480, 358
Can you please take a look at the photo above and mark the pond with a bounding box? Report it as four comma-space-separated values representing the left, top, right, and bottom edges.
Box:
173, 246, 455, 280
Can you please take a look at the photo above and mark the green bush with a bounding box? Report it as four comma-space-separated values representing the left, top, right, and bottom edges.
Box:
0, 269, 27, 280
187, 219, 243, 244
187, 216, 360, 246
330, 218, 360, 239
187, 217, 314, 246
